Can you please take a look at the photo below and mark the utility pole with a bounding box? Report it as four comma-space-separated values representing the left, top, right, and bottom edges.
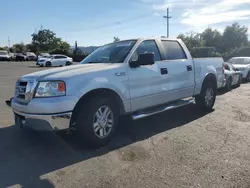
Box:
8, 36, 10, 48
163, 8, 172, 38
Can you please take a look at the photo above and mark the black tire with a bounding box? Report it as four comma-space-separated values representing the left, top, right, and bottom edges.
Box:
246, 71, 250, 82
195, 80, 216, 111
236, 75, 242, 87
40, 64, 44, 67
65, 61, 72, 66
75, 97, 119, 147
225, 77, 232, 91
45, 61, 52, 67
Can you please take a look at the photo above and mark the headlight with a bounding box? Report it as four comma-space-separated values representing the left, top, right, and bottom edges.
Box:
35, 81, 66, 97
39, 59, 45, 62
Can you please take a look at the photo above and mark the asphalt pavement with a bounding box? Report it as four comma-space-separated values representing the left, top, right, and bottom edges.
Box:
1, 61, 250, 188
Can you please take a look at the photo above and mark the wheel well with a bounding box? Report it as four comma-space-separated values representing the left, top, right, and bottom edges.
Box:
70, 89, 125, 127
203, 73, 217, 89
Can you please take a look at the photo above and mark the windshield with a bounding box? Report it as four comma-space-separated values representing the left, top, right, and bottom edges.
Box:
0, 51, 8, 55
80, 40, 137, 64
228, 58, 250, 65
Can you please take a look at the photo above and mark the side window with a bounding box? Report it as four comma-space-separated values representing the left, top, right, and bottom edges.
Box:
131, 40, 161, 61
54, 56, 60, 59
161, 41, 187, 60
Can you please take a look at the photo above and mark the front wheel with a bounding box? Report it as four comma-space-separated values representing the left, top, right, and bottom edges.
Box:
45, 61, 52, 67
195, 81, 216, 111
75, 97, 119, 147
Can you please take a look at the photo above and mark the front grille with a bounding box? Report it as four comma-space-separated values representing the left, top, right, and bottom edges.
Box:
15, 79, 36, 103
15, 81, 28, 100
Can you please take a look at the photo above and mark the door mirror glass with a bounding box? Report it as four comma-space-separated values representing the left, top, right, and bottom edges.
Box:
130, 53, 155, 68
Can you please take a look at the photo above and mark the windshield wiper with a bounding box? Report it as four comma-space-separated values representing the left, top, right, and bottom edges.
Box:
88, 60, 101, 64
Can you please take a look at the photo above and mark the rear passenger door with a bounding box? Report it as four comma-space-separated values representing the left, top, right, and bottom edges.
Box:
160, 40, 195, 101
54, 55, 67, 66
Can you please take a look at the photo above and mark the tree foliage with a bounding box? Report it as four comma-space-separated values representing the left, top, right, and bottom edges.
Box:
113, 37, 120, 42
178, 22, 248, 59
177, 32, 202, 50
222, 23, 248, 52
31, 29, 70, 53
12, 43, 26, 53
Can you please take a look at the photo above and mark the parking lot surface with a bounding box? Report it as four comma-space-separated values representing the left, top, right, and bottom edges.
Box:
1, 61, 250, 188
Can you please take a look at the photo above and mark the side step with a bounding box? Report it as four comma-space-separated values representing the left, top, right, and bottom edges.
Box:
132, 98, 195, 120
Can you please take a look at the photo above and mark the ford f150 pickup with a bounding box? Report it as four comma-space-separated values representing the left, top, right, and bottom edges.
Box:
11, 38, 225, 147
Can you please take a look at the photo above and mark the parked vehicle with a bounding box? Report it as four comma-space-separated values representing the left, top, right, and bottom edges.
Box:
227, 57, 250, 82
36, 54, 73, 67
9, 53, 15, 61
223, 62, 242, 91
26, 52, 37, 61
0, 50, 11, 61
11, 38, 225, 147
15, 53, 26, 61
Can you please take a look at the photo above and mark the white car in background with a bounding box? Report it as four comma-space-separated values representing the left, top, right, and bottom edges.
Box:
0, 50, 11, 61
37, 54, 73, 67
228, 57, 250, 82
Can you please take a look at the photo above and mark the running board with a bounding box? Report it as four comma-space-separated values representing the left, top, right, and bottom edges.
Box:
132, 98, 195, 120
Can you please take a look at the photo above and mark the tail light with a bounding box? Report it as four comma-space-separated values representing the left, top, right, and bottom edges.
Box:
222, 63, 225, 74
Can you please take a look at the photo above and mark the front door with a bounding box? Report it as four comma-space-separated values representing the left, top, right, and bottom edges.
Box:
127, 40, 170, 112
160, 40, 195, 101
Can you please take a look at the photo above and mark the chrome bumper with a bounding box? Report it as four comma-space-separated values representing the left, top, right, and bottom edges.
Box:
13, 110, 72, 131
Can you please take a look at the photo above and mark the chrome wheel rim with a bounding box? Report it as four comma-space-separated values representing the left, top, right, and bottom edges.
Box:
93, 105, 114, 138
205, 88, 214, 106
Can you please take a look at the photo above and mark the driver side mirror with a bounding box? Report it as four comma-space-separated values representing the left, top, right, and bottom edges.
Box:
129, 53, 155, 68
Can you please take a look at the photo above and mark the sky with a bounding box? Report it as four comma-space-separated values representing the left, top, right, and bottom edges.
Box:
1, 0, 250, 47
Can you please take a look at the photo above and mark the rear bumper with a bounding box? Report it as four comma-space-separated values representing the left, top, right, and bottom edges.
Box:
14, 110, 72, 131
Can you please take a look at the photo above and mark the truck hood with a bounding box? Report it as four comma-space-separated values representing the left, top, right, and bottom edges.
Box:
232, 64, 250, 69
21, 63, 121, 80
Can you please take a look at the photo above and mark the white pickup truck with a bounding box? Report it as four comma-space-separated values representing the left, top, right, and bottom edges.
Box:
11, 38, 225, 147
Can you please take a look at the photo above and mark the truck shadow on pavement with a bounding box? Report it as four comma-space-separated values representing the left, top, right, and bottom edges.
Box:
0, 104, 212, 188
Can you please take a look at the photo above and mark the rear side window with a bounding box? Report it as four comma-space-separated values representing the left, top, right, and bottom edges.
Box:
161, 41, 187, 60
54, 56, 66, 59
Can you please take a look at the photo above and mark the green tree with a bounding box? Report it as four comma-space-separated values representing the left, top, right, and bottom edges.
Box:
177, 32, 202, 50
113, 37, 120, 42
31, 28, 70, 53
26, 43, 39, 53
0, 46, 8, 51
13, 43, 26, 53
222, 22, 248, 52
200, 28, 223, 52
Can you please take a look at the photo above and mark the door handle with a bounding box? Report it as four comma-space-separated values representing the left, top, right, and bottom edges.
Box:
187, 65, 192, 71
160, 68, 168, 75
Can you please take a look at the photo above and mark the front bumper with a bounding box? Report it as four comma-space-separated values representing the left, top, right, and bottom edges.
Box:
14, 110, 72, 131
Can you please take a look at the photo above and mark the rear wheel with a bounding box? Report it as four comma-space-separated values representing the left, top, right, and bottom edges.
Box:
246, 71, 250, 82
236, 75, 242, 87
45, 61, 52, 67
65, 61, 72, 66
195, 80, 216, 111
75, 97, 119, 147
